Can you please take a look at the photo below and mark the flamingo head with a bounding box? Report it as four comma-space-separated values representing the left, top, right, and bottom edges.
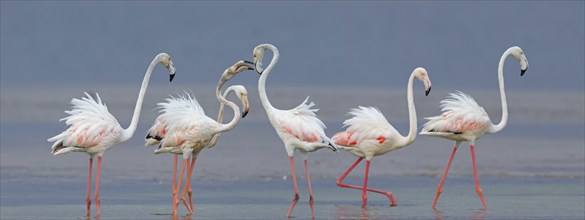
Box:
413, 67, 432, 96
509, 46, 529, 76
230, 85, 250, 118
156, 53, 176, 82
252, 44, 268, 74
220, 60, 255, 82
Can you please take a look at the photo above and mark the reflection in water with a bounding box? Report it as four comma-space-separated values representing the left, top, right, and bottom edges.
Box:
433, 208, 487, 220
335, 205, 398, 220
170, 214, 193, 220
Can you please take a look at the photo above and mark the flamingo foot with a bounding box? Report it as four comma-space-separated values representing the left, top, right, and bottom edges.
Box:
386, 192, 398, 207
309, 195, 315, 218
86, 197, 91, 216
476, 187, 488, 210
286, 193, 300, 218
181, 196, 193, 214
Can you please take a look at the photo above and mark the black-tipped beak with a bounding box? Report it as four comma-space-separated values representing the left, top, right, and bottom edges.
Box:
425, 87, 431, 96
169, 74, 175, 82
242, 110, 248, 118
244, 60, 254, 65
521, 67, 527, 76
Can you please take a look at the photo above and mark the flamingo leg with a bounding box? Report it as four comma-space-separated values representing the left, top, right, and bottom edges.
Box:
94, 156, 102, 216
303, 159, 315, 218
175, 158, 188, 214
432, 146, 458, 209
336, 157, 397, 206
362, 160, 370, 206
180, 157, 196, 214
172, 154, 178, 215
86, 157, 93, 216
187, 157, 196, 212
286, 156, 300, 218
470, 145, 488, 209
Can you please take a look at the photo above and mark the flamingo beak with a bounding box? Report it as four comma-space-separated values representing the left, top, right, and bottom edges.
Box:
241, 95, 250, 118
521, 67, 527, 76
425, 87, 431, 96
169, 74, 175, 82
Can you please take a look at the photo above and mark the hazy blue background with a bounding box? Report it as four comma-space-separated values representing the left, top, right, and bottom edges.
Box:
1, 1, 584, 90
1, 1, 584, 219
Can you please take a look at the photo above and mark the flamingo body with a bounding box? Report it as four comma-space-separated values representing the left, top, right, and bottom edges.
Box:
50, 93, 123, 156
420, 91, 491, 142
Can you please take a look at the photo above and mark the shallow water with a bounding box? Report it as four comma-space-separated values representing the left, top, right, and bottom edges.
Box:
1, 177, 584, 219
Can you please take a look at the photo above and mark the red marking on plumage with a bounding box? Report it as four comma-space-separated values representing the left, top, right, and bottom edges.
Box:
377, 136, 386, 144
332, 131, 357, 147
162, 129, 167, 135
77, 135, 84, 144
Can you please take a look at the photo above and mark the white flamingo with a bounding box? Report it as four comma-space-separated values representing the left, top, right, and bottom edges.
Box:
420, 46, 529, 210
332, 67, 432, 207
47, 53, 176, 216
145, 60, 253, 215
252, 43, 338, 218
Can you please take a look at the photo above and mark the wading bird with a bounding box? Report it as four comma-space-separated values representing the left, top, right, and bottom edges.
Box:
420, 46, 529, 210
252, 43, 338, 218
48, 53, 176, 216
145, 61, 253, 215
332, 67, 432, 207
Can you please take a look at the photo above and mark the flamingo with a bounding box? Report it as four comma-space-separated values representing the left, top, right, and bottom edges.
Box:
420, 46, 529, 209
145, 60, 254, 215
332, 67, 432, 207
252, 43, 338, 218
47, 53, 176, 216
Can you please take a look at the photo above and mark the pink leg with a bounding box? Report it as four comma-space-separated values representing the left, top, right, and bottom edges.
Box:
175, 158, 188, 214
336, 158, 397, 206
86, 157, 93, 216
286, 156, 300, 218
432, 146, 458, 209
362, 160, 370, 206
303, 159, 315, 218
188, 157, 196, 212
470, 145, 488, 209
94, 156, 102, 216
172, 154, 178, 215
181, 157, 196, 214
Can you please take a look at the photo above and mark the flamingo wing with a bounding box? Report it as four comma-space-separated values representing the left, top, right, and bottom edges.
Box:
421, 91, 491, 135
333, 106, 395, 147
276, 97, 335, 146
48, 92, 122, 153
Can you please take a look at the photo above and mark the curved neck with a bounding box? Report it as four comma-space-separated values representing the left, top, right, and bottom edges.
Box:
258, 45, 279, 113
217, 98, 241, 133
120, 57, 159, 142
208, 79, 229, 146
216, 79, 241, 133
400, 72, 418, 146
490, 49, 512, 133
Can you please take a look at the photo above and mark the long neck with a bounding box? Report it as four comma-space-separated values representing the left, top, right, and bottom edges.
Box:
490, 49, 512, 133
217, 97, 241, 133
258, 45, 279, 113
399, 72, 418, 146
208, 79, 229, 146
120, 58, 158, 142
